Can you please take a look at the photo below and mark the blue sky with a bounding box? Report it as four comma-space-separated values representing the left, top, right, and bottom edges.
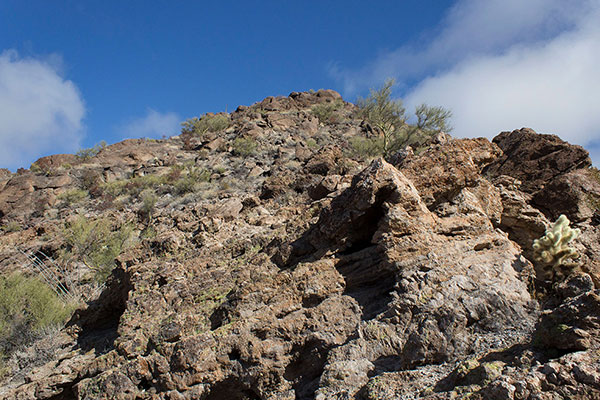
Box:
1, 0, 599, 170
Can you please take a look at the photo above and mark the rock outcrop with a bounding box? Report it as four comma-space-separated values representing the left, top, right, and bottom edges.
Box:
1, 94, 600, 399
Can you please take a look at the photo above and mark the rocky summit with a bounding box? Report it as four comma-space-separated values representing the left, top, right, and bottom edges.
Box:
1, 90, 600, 400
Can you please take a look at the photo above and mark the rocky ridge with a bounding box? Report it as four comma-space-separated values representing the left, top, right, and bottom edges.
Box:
0, 90, 600, 399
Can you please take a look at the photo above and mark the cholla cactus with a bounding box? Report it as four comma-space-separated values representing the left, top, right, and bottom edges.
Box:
532, 214, 581, 281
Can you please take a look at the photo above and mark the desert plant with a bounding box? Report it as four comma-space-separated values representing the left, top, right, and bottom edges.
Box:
532, 214, 581, 281
29, 162, 50, 176
57, 189, 89, 205
357, 79, 406, 157
173, 164, 211, 194
61, 216, 134, 282
181, 114, 231, 136
349, 136, 384, 159
76, 141, 107, 160
0, 272, 74, 360
232, 137, 257, 157
0, 221, 21, 233
311, 99, 345, 123
355, 79, 453, 157
415, 104, 453, 134
140, 190, 158, 223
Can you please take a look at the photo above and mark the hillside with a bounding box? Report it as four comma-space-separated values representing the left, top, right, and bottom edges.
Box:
1, 90, 600, 399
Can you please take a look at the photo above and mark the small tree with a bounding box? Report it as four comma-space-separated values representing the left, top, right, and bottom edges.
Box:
356, 79, 406, 157
354, 79, 453, 159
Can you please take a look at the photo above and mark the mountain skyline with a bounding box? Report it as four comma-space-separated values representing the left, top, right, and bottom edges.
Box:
1, 0, 599, 170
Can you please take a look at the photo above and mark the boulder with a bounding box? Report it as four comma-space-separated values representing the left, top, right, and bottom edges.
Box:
484, 128, 591, 193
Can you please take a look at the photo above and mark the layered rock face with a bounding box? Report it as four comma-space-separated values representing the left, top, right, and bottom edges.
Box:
1, 94, 600, 399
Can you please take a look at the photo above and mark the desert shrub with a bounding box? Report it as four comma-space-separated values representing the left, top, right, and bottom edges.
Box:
29, 162, 50, 176
349, 136, 385, 160
0, 221, 21, 233
0, 272, 74, 362
57, 189, 89, 205
181, 114, 231, 136
76, 141, 107, 160
140, 190, 158, 222
305, 138, 317, 148
99, 164, 211, 199
174, 165, 211, 194
61, 216, 134, 282
100, 174, 167, 198
311, 99, 345, 123
232, 137, 257, 157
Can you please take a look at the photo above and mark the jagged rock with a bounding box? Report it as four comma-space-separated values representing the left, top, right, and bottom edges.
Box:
304, 145, 343, 176
534, 290, 600, 351
484, 127, 592, 193
307, 175, 341, 200
532, 167, 600, 222
395, 136, 501, 208
0, 168, 12, 180
492, 174, 549, 268
32, 153, 79, 171
3, 91, 600, 399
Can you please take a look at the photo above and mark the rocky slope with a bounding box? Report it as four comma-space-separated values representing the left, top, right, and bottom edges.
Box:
1, 90, 600, 399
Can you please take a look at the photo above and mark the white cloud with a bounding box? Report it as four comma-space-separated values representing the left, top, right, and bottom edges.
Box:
120, 109, 180, 139
404, 1, 600, 152
330, 0, 600, 163
331, 0, 589, 95
0, 50, 85, 170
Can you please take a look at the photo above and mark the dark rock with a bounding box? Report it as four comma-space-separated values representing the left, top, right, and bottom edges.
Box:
534, 290, 600, 351
484, 128, 591, 193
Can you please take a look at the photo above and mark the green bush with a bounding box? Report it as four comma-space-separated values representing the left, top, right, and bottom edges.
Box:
61, 216, 134, 282
0, 272, 74, 361
99, 164, 211, 198
140, 190, 158, 222
349, 136, 384, 160
311, 99, 345, 123
173, 164, 211, 194
181, 114, 231, 136
57, 189, 89, 205
0, 221, 21, 233
100, 174, 167, 198
76, 141, 107, 160
232, 137, 257, 157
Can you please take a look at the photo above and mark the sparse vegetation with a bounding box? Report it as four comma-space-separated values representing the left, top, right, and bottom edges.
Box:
99, 163, 211, 199
348, 136, 384, 159
61, 216, 135, 282
305, 138, 317, 148
0, 221, 21, 233
173, 164, 211, 194
139, 189, 158, 223
57, 188, 89, 205
0, 272, 75, 371
311, 99, 345, 123
100, 173, 167, 198
76, 141, 107, 160
181, 114, 231, 136
232, 137, 257, 157
29, 162, 49, 176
